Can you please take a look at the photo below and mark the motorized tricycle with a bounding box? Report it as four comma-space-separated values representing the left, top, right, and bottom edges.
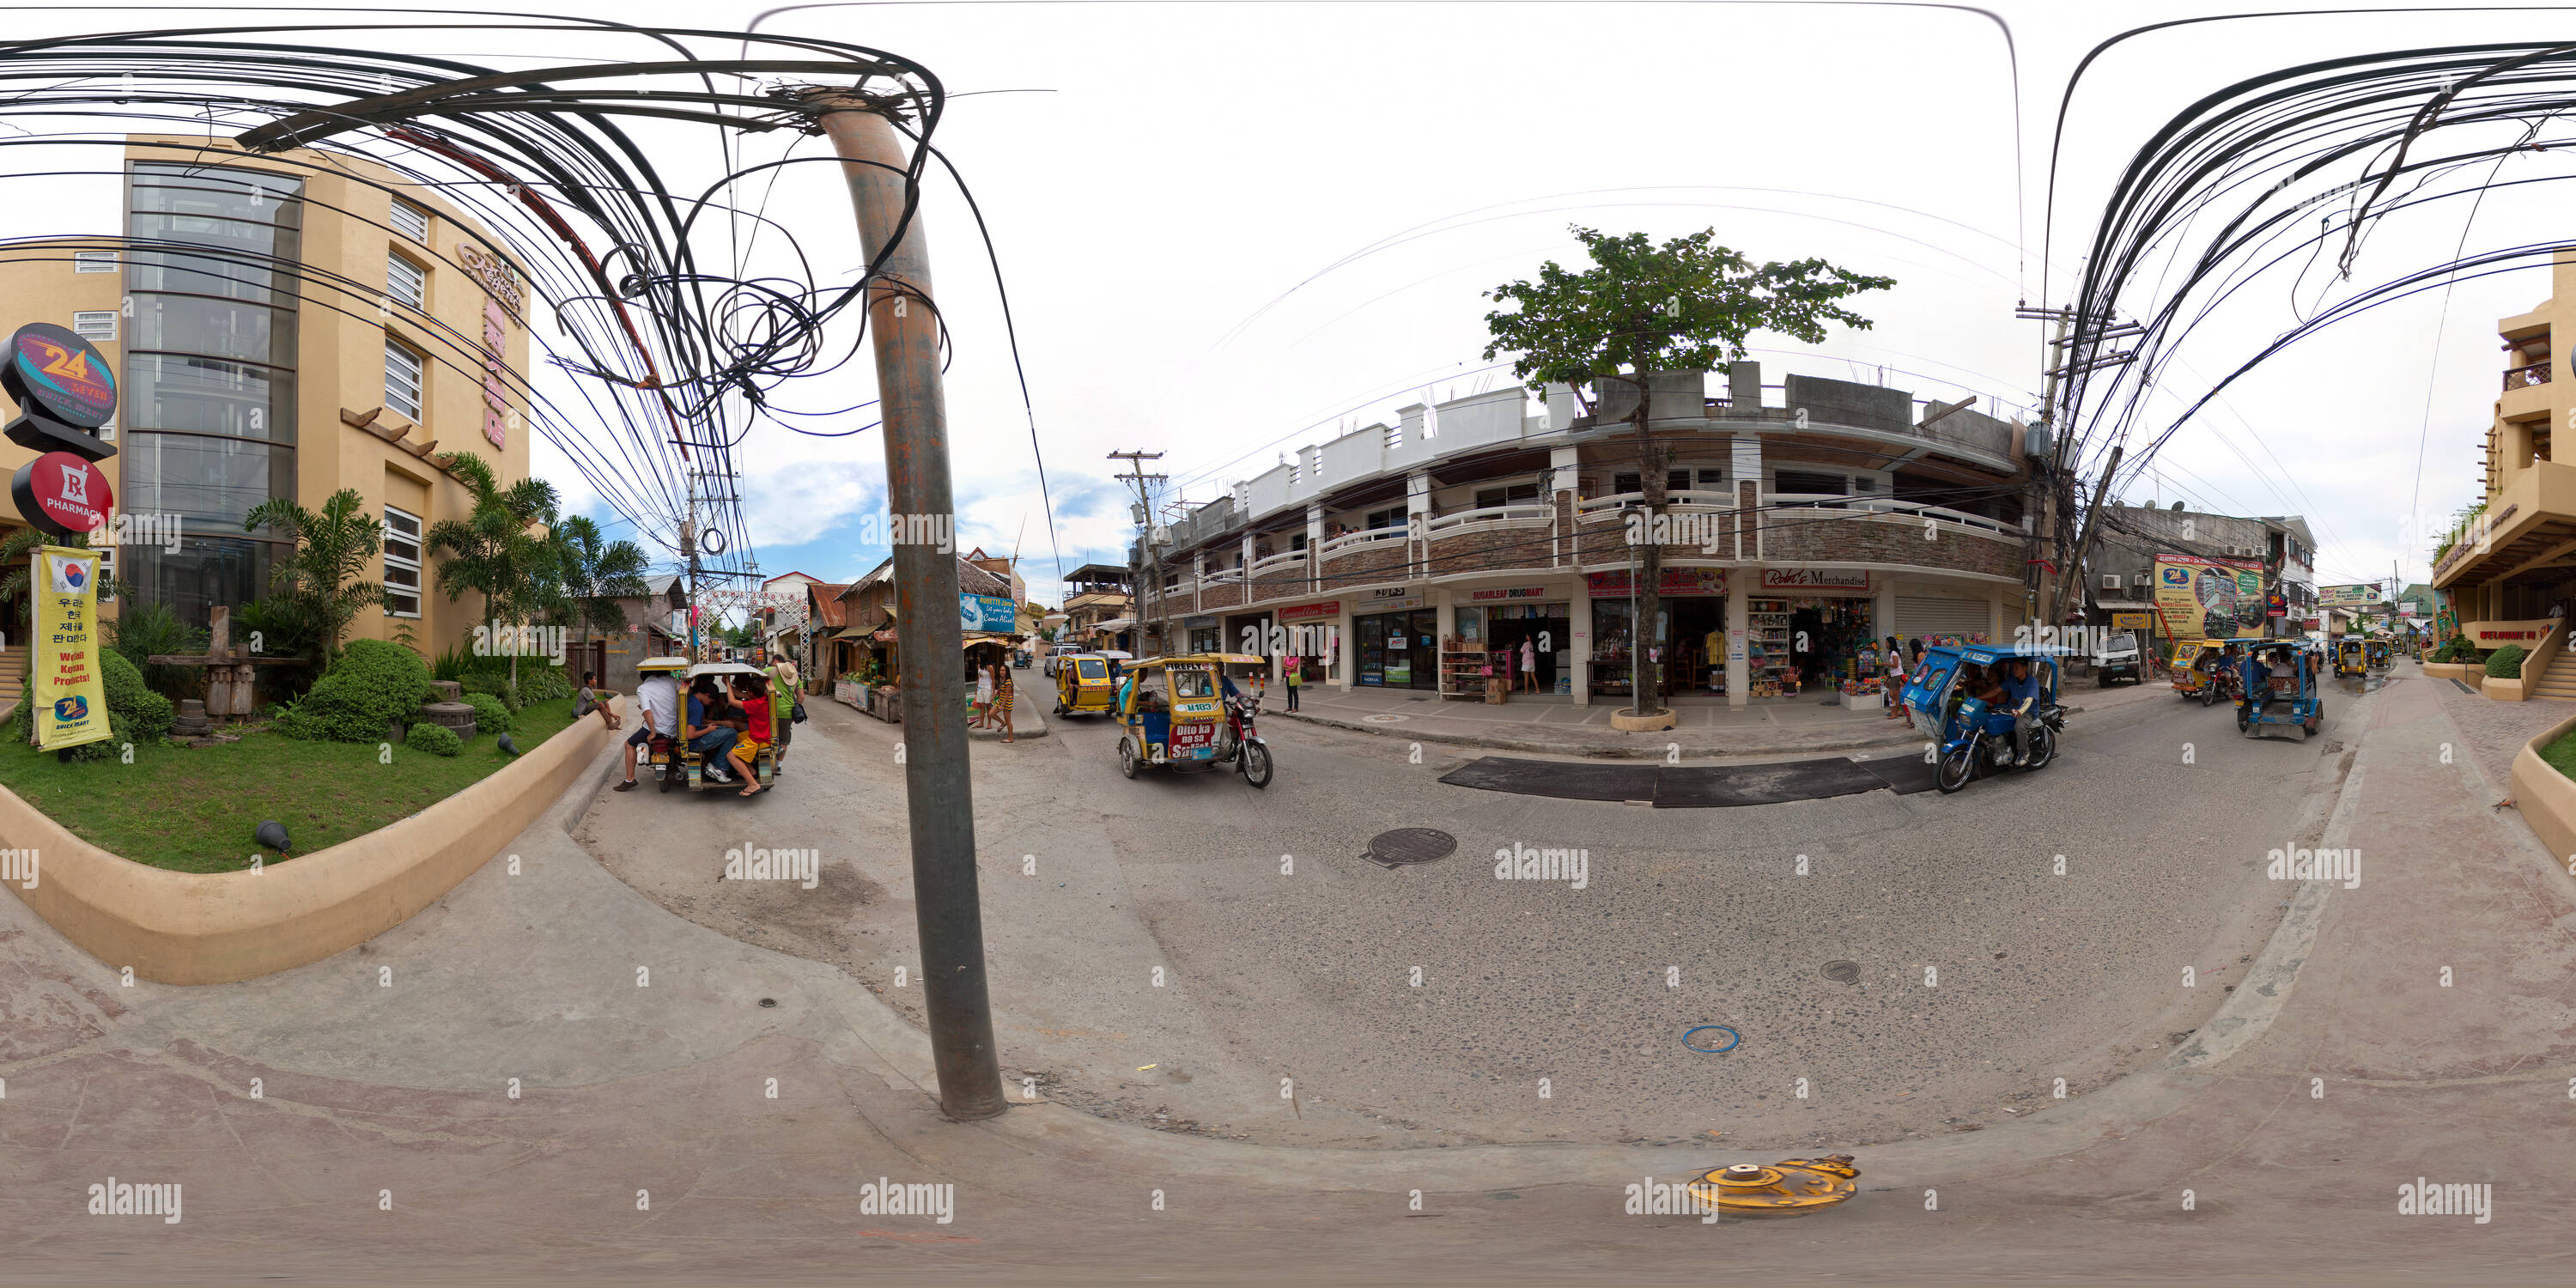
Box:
2171, 640, 2222, 701
642, 659, 782, 795
1901, 644, 2071, 794
1053, 650, 1127, 718
2332, 638, 2366, 678
1113, 653, 1272, 787
2366, 639, 2391, 671
2238, 641, 2324, 740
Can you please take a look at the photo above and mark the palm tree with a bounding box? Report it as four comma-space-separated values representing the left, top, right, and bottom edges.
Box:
550, 513, 650, 673
243, 488, 386, 664
426, 451, 567, 690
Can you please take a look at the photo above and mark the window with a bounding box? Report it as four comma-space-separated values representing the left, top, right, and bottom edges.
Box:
383, 506, 422, 617
387, 252, 425, 309
1611, 470, 1695, 496
384, 337, 423, 420
1363, 507, 1406, 531
1695, 467, 1727, 490
72, 311, 116, 342
1473, 481, 1543, 509
1776, 470, 1847, 496
73, 250, 118, 273
390, 198, 429, 241
1290, 532, 1308, 553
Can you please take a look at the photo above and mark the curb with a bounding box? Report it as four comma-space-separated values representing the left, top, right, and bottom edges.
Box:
1275, 695, 2141, 762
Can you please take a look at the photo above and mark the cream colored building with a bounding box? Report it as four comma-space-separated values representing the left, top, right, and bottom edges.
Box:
0, 137, 534, 679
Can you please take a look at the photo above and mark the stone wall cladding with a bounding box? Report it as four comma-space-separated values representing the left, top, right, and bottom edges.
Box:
1252, 568, 1313, 602
1762, 509, 2020, 578
1431, 526, 1550, 576
1320, 544, 1410, 590
1200, 583, 1243, 610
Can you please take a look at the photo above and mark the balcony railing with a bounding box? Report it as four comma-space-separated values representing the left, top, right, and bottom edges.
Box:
1249, 549, 1309, 576
2506, 361, 2552, 391
1572, 489, 1735, 521
1761, 492, 2016, 538
1424, 502, 1552, 536
1318, 526, 1408, 558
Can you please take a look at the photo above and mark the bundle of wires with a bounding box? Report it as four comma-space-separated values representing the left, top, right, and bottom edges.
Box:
0, 13, 956, 583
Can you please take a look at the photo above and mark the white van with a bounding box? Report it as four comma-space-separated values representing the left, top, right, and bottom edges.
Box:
2093, 629, 2143, 686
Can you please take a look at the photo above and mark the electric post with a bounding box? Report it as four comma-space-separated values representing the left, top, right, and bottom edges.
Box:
1109, 451, 1166, 653
805, 87, 1005, 1121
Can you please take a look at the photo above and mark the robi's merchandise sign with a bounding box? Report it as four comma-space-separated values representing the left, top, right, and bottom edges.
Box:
31, 546, 109, 751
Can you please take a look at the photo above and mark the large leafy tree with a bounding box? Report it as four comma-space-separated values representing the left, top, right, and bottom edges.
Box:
550, 513, 650, 665
244, 488, 386, 664
426, 451, 567, 689
1483, 226, 1892, 716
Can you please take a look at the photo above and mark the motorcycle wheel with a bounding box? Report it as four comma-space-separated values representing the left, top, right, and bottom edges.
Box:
2024, 724, 2057, 771
659, 761, 674, 793
1241, 740, 1273, 789
2202, 683, 2219, 708
1118, 738, 1139, 780
2236, 705, 2251, 733
2305, 702, 2322, 736
1935, 743, 1978, 793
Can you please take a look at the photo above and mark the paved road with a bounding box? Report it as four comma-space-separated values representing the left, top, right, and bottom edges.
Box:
6, 665, 2576, 1281
582, 673, 2354, 1154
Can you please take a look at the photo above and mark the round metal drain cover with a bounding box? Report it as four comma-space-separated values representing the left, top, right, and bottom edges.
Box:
1364, 714, 1408, 724
1364, 828, 1456, 868
1820, 960, 1861, 984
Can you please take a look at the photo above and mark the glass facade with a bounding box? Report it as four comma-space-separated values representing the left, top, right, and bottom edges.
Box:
125, 161, 303, 628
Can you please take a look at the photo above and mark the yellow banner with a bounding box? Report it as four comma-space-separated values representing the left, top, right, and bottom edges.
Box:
2150, 553, 2264, 641
32, 546, 110, 751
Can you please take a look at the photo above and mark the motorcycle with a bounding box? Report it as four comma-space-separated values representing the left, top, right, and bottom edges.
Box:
1218, 690, 1273, 788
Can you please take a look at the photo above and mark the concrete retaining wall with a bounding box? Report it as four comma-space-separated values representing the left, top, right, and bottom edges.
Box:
2509, 703, 2576, 865
2423, 662, 2482, 683
0, 698, 622, 985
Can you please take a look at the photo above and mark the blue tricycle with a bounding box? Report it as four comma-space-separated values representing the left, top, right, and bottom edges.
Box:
1901, 643, 2073, 794
2237, 640, 2324, 739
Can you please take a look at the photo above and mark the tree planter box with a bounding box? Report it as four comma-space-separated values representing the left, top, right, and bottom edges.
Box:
1841, 692, 1883, 711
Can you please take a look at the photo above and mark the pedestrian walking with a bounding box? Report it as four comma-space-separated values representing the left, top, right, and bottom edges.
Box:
994, 665, 1016, 742
1285, 657, 1302, 711
1519, 636, 1538, 693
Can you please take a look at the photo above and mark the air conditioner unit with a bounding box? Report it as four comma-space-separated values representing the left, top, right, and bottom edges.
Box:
2099, 574, 2123, 591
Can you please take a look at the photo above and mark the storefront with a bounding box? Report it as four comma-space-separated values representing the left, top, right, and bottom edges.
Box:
1753, 568, 1876, 699
1354, 589, 1436, 689
1453, 586, 1573, 696
1584, 568, 1727, 699
1275, 600, 1339, 682
1183, 615, 1221, 654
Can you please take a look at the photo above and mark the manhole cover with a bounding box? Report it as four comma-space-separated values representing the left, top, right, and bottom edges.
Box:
1364, 714, 1408, 724
1364, 828, 1456, 869
1820, 960, 1861, 984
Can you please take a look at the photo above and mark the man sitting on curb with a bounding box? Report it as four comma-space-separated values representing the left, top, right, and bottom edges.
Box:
612, 665, 682, 792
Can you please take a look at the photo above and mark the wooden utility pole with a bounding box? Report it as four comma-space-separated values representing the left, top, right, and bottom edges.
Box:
806, 88, 1005, 1121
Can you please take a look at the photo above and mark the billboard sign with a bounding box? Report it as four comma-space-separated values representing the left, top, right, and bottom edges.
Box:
2150, 552, 2264, 640
2318, 584, 2382, 608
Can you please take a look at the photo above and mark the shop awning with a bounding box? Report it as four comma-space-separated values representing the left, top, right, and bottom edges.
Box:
1091, 617, 1139, 632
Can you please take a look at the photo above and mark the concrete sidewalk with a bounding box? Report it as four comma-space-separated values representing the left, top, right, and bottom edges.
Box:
1267, 671, 2180, 757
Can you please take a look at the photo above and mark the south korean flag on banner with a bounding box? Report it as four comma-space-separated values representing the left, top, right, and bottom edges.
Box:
47, 551, 94, 595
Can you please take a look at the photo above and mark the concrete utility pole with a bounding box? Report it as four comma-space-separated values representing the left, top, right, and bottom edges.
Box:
1109, 451, 1165, 653
806, 88, 1005, 1121
2052, 445, 2122, 635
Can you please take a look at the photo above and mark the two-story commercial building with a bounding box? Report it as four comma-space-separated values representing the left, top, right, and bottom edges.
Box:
1127, 363, 2036, 707
2433, 246, 2576, 646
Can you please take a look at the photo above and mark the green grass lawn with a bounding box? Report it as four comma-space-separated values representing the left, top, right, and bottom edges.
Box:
2542, 726, 2576, 784
0, 698, 585, 873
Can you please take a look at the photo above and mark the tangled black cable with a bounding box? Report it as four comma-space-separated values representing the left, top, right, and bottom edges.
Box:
0, 12, 969, 584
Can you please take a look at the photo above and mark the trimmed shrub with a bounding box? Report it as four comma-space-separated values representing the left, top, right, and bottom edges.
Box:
282, 638, 434, 742
404, 720, 461, 757
2486, 644, 2528, 677
100, 649, 175, 740
462, 691, 512, 736
107, 600, 207, 699
518, 664, 574, 703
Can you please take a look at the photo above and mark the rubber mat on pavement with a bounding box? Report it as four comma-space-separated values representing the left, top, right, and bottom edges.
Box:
1434, 758, 1656, 801
1650, 757, 1886, 807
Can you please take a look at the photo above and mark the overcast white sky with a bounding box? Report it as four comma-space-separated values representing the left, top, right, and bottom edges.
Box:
6, 0, 2568, 611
